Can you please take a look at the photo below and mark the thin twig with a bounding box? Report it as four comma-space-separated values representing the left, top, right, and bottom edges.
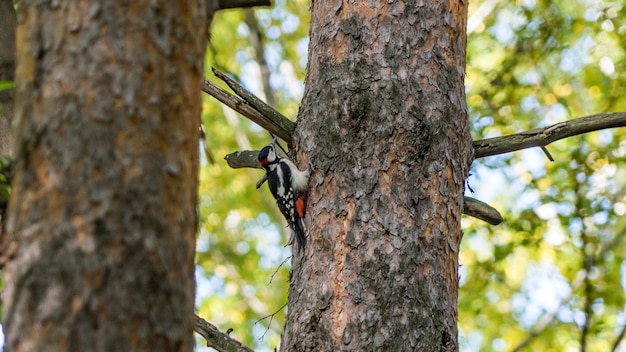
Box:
271, 134, 290, 157
193, 314, 255, 352
268, 255, 292, 285
254, 301, 288, 341
256, 174, 268, 189
473, 112, 626, 159
199, 125, 215, 164
581, 264, 593, 352
576, 164, 593, 352
540, 146, 554, 162
612, 319, 626, 352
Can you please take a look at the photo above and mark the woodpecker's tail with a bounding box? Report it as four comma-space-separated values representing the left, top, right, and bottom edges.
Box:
293, 218, 306, 250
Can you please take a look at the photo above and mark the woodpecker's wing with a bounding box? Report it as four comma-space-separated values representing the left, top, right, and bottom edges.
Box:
267, 161, 306, 249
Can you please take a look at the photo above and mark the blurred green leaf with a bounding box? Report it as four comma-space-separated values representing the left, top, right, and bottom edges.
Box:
201, 0, 626, 351
0, 81, 14, 91
196, 2, 310, 349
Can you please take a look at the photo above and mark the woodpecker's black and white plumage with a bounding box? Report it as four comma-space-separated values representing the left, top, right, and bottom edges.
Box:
258, 141, 310, 249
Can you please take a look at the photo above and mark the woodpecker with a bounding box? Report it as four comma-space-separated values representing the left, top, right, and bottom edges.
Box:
257, 140, 310, 249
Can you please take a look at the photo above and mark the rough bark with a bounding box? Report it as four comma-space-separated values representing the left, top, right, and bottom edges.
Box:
2, 1, 206, 351
0, 0, 16, 157
283, 1, 471, 351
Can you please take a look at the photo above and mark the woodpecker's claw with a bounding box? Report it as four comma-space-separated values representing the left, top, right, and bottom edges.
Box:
285, 230, 295, 247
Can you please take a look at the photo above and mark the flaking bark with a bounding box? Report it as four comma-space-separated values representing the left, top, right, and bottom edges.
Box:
282, 1, 472, 351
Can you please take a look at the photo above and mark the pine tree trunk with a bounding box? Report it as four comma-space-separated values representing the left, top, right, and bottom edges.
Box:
2, 2, 206, 351
283, 2, 471, 351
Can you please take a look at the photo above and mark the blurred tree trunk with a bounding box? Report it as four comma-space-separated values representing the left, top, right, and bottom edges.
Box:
2, 1, 206, 351
0, 0, 16, 156
283, 2, 472, 351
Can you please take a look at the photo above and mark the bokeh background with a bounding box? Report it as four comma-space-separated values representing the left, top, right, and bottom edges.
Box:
166, 0, 626, 350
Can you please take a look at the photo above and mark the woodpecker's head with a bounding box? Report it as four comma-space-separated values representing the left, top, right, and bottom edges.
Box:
258, 143, 278, 169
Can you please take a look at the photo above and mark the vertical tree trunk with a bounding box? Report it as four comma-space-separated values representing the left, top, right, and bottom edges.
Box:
0, 0, 16, 156
284, 2, 471, 351
2, 2, 206, 351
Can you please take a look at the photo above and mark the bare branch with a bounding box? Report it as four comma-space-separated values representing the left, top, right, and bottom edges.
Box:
206, 69, 626, 160
212, 68, 295, 142
224, 150, 262, 169
462, 197, 503, 225
209, 76, 623, 226
256, 174, 267, 189
194, 314, 255, 352
202, 78, 292, 143
215, 0, 271, 10
473, 112, 626, 159
254, 301, 288, 341
612, 320, 626, 352
224, 150, 503, 224
199, 125, 215, 164
581, 253, 594, 351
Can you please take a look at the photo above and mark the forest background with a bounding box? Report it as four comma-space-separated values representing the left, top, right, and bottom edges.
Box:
188, 0, 626, 350
2, 0, 626, 351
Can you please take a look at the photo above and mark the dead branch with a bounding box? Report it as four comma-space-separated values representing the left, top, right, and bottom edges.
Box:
224, 150, 504, 225
254, 301, 288, 341
224, 150, 262, 169
203, 71, 626, 161
212, 68, 295, 142
199, 125, 215, 164
206, 70, 626, 161
214, 0, 271, 10
612, 321, 626, 352
462, 197, 503, 225
202, 78, 292, 143
473, 112, 626, 159
194, 314, 255, 352
205, 72, 626, 226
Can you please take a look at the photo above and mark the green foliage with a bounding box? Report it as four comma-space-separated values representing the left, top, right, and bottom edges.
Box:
460, 0, 626, 350
196, 1, 310, 350
200, 0, 626, 351
0, 81, 14, 91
